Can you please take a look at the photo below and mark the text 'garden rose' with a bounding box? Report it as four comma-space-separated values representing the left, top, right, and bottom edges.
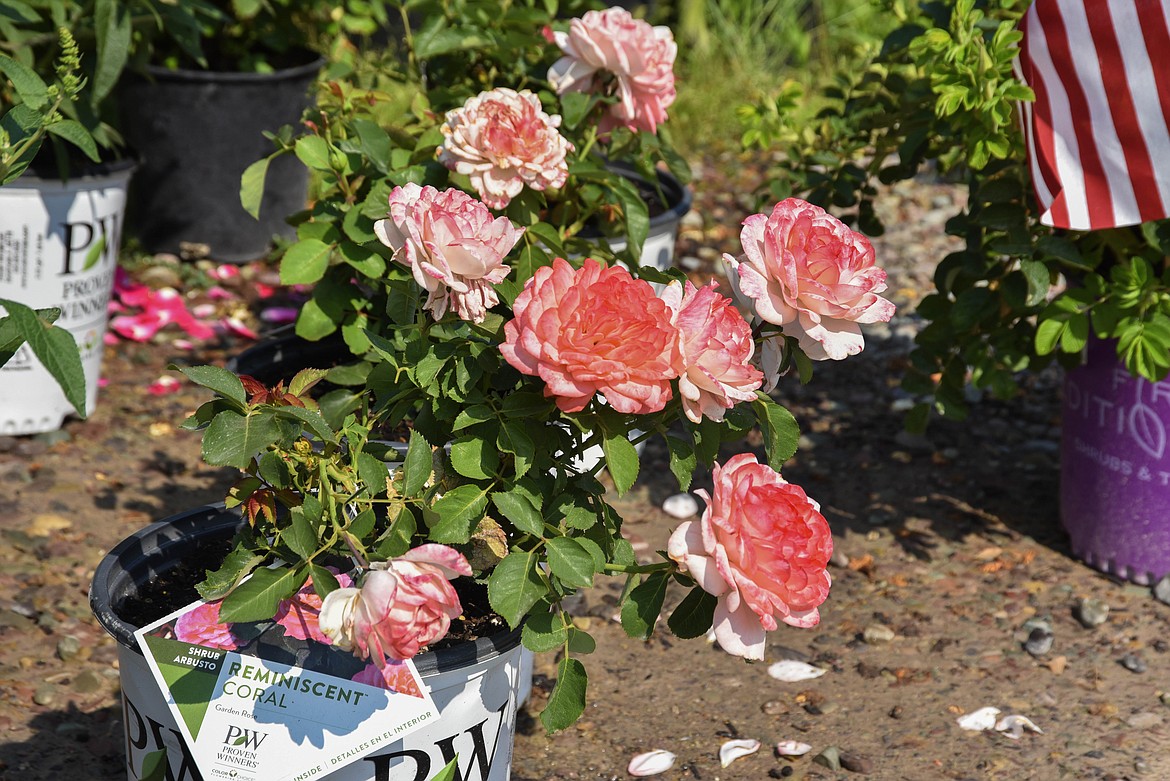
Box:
318, 544, 472, 663
374, 184, 523, 323
439, 87, 573, 210
725, 198, 895, 362
668, 453, 832, 660
547, 7, 677, 134
500, 257, 680, 414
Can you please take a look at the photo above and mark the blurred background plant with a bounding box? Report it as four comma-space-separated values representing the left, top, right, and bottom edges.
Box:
737, 0, 1170, 428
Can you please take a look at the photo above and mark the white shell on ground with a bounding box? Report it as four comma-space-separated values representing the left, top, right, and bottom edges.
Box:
662, 493, 700, 518
957, 706, 1002, 731
627, 750, 676, 776
719, 738, 760, 767
775, 740, 813, 757
767, 660, 827, 682
995, 714, 1043, 739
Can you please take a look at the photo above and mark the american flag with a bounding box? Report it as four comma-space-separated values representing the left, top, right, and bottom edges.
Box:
1015, 0, 1170, 230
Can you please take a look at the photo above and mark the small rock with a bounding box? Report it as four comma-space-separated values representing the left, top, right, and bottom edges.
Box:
1160, 692, 1170, 707
28, 513, 72, 537
768, 768, 795, 779
33, 429, 71, 446
1121, 653, 1147, 674
0, 462, 32, 483
677, 255, 703, 271
33, 684, 55, 706
15, 440, 47, 457
1024, 626, 1054, 657
813, 747, 841, 771
661, 493, 699, 519
863, 624, 896, 645
888, 705, 904, 719
56, 635, 82, 662
830, 550, 850, 568
761, 700, 787, 716
839, 751, 874, 774
680, 210, 704, 229
1125, 712, 1163, 730
889, 397, 916, 413
1075, 597, 1109, 628
1153, 575, 1170, 605
71, 669, 105, 694
55, 722, 89, 742
0, 435, 17, 452
893, 430, 933, 453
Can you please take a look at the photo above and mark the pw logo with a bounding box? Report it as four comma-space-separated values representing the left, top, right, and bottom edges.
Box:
224, 725, 268, 750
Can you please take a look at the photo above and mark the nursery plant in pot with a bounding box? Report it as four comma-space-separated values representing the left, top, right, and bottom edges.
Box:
117, 0, 390, 262
89, 11, 899, 777
741, 0, 1170, 584
1, 27, 133, 433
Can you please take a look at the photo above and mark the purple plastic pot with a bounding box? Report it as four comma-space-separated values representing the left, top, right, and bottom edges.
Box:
1061, 336, 1170, 584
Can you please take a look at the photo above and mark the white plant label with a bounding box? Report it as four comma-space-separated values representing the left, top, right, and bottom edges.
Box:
134, 598, 439, 781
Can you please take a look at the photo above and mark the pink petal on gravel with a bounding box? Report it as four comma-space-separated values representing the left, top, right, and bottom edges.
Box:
98, 377, 110, 388
255, 283, 277, 299
221, 317, 258, 340
210, 264, 240, 281
103, 332, 120, 345
207, 286, 237, 301
147, 376, 182, 395
172, 339, 195, 351
719, 738, 760, 767
110, 313, 163, 342
191, 303, 217, 319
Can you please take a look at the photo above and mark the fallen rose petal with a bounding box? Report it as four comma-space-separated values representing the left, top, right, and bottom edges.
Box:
767, 660, 827, 682
210, 264, 240, 281
191, 303, 217, 319
995, 714, 1042, 740
110, 313, 163, 342
260, 306, 300, 324
221, 317, 258, 340
255, 283, 277, 299
172, 339, 195, 351
147, 376, 182, 395
719, 738, 760, 768
207, 285, 237, 301
957, 706, 1001, 732
103, 332, 120, 345
775, 740, 812, 757
98, 377, 110, 388
627, 750, 675, 777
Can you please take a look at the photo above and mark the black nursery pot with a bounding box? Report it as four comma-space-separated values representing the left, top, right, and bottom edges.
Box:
119, 58, 323, 263
89, 505, 525, 781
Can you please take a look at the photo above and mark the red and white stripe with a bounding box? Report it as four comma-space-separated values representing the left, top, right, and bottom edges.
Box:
1015, 0, 1170, 230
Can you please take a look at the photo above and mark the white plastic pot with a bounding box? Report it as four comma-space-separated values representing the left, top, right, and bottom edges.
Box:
90, 506, 524, 781
0, 161, 133, 434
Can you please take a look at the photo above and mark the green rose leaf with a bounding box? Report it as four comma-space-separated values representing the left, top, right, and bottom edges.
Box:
284, 506, 319, 559
451, 435, 500, 480
540, 657, 588, 734
491, 489, 545, 537
281, 238, 333, 286
487, 549, 546, 628
667, 587, 717, 640
619, 571, 668, 640
200, 410, 284, 469
401, 431, 433, 496
545, 536, 595, 589
218, 565, 307, 623
425, 484, 490, 543
521, 610, 568, 652
195, 543, 265, 602
602, 432, 639, 495
753, 395, 800, 469
173, 364, 247, 405
0, 299, 86, 416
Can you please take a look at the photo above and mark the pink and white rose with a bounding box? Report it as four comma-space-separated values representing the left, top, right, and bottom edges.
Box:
438, 88, 573, 210
724, 198, 895, 362
500, 257, 680, 414
668, 454, 832, 661
373, 184, 524, 323
663, 280, 764, 423
174, 601, 238, 651
318, 544, 471, 663
547, 7, 677, 134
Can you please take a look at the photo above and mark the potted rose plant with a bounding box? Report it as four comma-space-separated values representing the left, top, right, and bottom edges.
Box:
740, 0, 1170, 585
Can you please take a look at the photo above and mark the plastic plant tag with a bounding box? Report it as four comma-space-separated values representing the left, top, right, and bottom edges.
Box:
134, 596, 440, 781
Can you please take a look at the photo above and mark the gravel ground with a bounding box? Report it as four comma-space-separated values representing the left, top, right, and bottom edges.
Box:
2, 155, 1170, 781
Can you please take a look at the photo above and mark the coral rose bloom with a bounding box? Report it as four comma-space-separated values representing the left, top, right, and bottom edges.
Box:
547, 7, 677, 134
374, 184, 523, 324
174, 601, 238, 651
725, 198, 895, 361
318, 545, 471, 663
500, 257, 680, 414
352, 661, 424, 698
438, 88, 573, 210
664, 280, 764, 423
668, 454, 833, 661
274, 568, 353, 644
